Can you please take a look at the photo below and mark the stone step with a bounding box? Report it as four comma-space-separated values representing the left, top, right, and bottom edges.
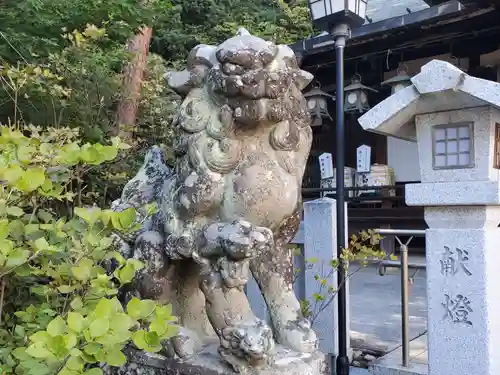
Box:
351, 367, 372, 375
368, 334, 427, 375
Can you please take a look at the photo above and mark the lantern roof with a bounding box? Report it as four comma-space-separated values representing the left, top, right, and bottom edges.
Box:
304, 87, 336, 100
381, 68, 412, 86
358, 59, 500, 141
345, 76, 378, 93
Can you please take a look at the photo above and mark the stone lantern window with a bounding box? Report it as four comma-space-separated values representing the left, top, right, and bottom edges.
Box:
494, 123, 500, 169
432, 122, 474, 169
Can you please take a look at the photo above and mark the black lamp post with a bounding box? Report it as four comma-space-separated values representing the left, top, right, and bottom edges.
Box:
306, 1, 368, 375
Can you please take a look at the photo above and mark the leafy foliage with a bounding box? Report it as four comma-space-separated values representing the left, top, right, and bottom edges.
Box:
0, 0, 173, 62
1, 24, 178, 206
153, 0, 313, 61
0, 126, 178, 375
294, 229, 385, 323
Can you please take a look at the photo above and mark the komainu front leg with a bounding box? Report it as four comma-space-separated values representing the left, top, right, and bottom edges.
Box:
250, 244, 318, 353
194, 220, 276, 372
122, 230, 204, 360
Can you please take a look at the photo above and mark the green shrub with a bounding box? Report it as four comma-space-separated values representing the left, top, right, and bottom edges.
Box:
0, 125, 178, 375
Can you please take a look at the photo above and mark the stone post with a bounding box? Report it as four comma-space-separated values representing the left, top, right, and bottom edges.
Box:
420, 206, 500, 375
304, 198, 349, 356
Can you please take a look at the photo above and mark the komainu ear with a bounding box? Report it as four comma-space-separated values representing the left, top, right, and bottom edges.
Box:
294, 69, 314, 91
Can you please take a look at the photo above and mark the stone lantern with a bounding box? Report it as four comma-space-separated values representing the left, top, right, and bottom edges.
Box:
303, 86, 335, 127
344, 74, 378, 113
381, 65, 412, 94
358, 59, 500, 375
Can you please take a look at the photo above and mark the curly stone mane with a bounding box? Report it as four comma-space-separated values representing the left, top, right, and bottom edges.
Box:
167, 28, 313, 178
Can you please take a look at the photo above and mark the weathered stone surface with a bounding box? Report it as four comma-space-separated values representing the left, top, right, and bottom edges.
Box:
358, 59, 500, 142
105, 344, 328, 375
111, 27, 323, 373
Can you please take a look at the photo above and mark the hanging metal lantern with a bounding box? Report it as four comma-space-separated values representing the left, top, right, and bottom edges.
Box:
304, 86, 335, 126
382, 64, 412, 94
344, 74, 378, 114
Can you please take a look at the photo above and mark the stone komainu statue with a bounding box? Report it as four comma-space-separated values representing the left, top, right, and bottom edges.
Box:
113, 28, 317, 372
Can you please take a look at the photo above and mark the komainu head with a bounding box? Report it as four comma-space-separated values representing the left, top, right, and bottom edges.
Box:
166, 28, 314, 129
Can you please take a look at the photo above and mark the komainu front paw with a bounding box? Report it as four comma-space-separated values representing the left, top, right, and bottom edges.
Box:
212, 220, 274, 260
280, 317, 318, 353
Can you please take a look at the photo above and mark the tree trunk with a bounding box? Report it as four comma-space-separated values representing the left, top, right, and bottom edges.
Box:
115, 26, 153, 141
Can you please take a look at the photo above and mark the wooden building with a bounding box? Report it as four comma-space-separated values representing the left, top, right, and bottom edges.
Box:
291, 0, 500, 238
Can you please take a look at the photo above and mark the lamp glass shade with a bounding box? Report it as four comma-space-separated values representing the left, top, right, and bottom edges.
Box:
308, 0, 368, 29
347, 92, 357, 104
307, 99, 317, 109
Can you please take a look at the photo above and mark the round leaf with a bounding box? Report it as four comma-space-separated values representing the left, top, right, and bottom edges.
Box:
6, 206, 24, 217
15, 167, 46, 192
47, 316, 67, 336
89, 317, 110, 338
105, 349, 126, 367
84, 369, 103, 375
26, 343, 52, 359
67, 312, 85, 333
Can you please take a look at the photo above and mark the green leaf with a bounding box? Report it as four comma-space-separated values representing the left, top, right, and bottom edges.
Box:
8, 219, 24, 239
83, 343, 101, 356
15, 167, 46, 192
127, 298, 156, 320
66, 355, 84, 371
84, 368, 103, 375
12, 347, 32, 361
306, 257, 319, 264
57, 285, 75, 294
37, 209, 54, 223
109, 313, 135, 332
25, 343, 52, 359
149, 318, 168, 336
67, 312, 85, 333
17, 144, 36, 163
64, 332, 78, 350
0, 219, 9, 240
25, 224, 40, 235
131, 330, 148, 350
106, 251, 125, 266
71, 258, 93, 281
70, 297, 84, 311
105, 348, 126, 367
6, 206, 24, 217
74, 207, 102, 226
312, 293, 324, 302
95, 145, 118, 162
3, 165, 23, 183
115, 263, 136, 284
5, 247, 30, 268
111, 208, 136, 230
47, 316, 67, 336
144, 331, 159, 346
89, 317, 109, 338
45, 334, 67, 358
30, 331, 51, 343
94, 297, 123, 317
33, 237, 49, 251
155, 304, 173, 320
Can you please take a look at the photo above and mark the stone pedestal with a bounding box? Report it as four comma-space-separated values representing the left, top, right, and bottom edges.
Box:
105, 343, 328, 375
424, 206, 500, 375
